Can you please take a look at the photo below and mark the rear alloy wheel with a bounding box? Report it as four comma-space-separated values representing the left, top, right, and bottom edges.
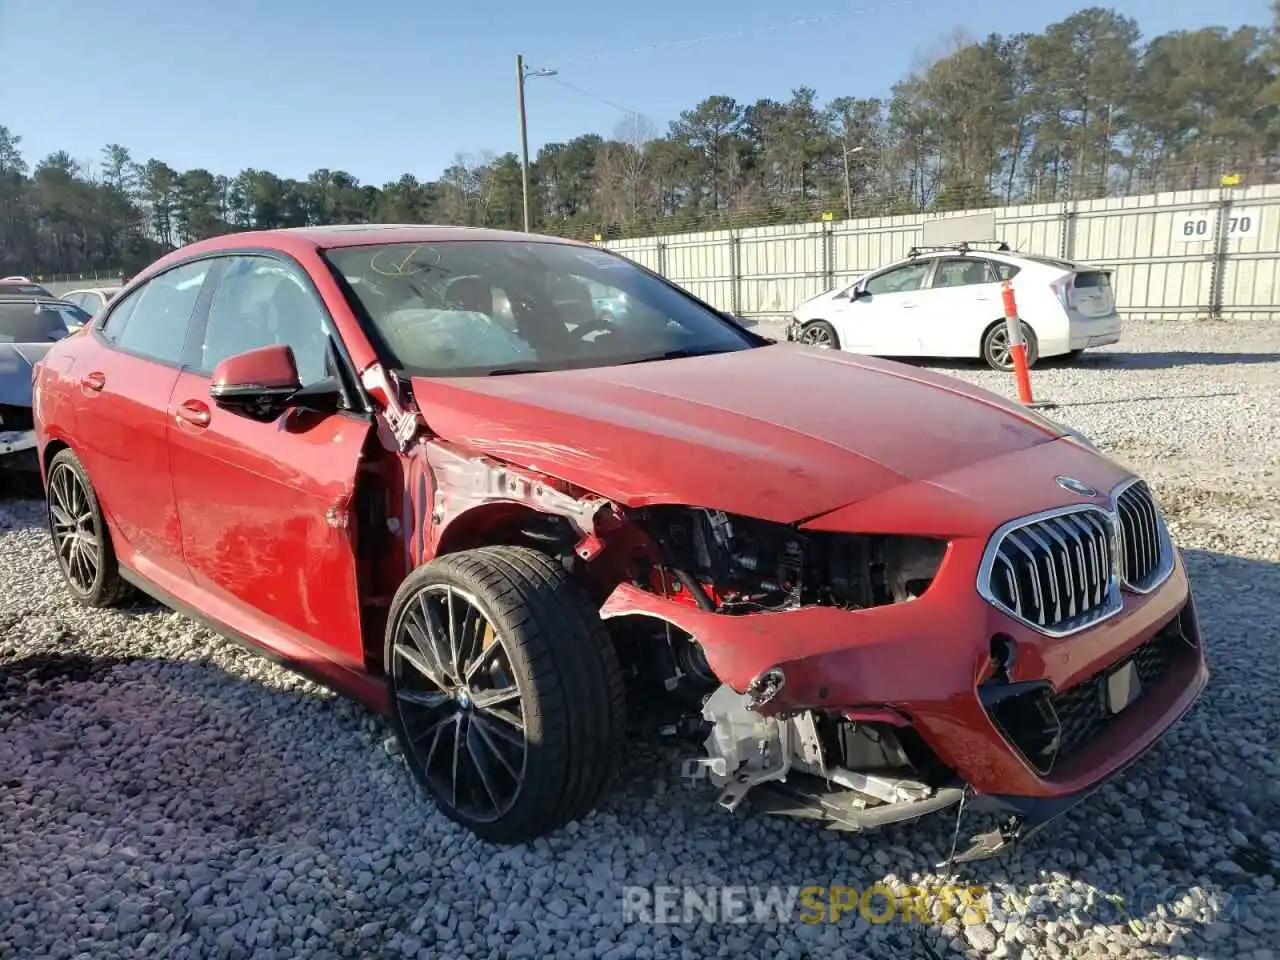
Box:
46, 448, 134, 607
384, 546, 626, 843
982, 321, 1039, 372
799, 320, 840, 350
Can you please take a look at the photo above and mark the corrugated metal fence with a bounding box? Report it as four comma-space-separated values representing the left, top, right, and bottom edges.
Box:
604, 185, 1280, 323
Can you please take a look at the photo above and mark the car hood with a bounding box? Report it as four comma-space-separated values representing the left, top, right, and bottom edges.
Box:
409, 344, 1065, 524
0, 342, 51, 407
795, 277, 864, 313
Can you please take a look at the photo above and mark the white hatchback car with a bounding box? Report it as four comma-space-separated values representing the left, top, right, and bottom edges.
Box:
786, 243, 1121, 370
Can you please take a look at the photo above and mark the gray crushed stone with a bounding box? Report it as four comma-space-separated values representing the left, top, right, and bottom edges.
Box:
2, 319, 1278, 959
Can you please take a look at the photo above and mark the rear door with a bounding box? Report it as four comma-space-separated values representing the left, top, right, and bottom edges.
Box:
918, 257, 1003, 357
71, 259, 216, 582
166, 253, 373, 668
837, 259, 934, 355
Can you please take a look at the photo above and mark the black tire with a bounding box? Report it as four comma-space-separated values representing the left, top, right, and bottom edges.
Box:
798, 319, 840, 350
981, 321, 1039, 372
45, 447, 134, 608
383, 545, 626, 843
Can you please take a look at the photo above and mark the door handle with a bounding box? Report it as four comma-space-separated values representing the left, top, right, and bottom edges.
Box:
80, 371, 106, 393
175, 399, 211, 428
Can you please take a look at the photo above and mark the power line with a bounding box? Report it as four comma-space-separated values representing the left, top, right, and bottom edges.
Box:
543, 0, 924, 67
543, 75, 650, 120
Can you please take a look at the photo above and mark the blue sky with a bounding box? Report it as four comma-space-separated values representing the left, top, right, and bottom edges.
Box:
1, 0, 1270, 186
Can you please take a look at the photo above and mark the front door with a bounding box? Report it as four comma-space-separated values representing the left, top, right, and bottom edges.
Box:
166, 254, 372, 668
837, 260, 933, 356
70, 259, 216, 582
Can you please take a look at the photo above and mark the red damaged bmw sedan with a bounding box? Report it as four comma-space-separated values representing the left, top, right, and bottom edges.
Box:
32, 226, 1207, 858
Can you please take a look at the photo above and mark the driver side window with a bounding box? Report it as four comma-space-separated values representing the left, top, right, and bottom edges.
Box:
199, 256, 332, 385
864, 261, 932, 296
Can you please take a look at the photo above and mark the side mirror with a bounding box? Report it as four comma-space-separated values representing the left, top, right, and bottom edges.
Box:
208, 344, 303, 423
851, 283, 870, 300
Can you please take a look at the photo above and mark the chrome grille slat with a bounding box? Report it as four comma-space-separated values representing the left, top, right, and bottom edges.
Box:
1077, 512, 1105, 606
1114, 480, 1171, 592
1052, 516, 1089, 618
980, 478, 1174, 636
1022, 527, 1062, 623
1041, 521, 1076, 619
983, 505, 1121, 636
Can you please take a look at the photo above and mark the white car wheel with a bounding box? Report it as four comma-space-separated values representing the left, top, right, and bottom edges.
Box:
798, 320, 840, 350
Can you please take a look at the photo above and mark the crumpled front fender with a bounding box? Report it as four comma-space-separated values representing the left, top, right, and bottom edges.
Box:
597, 535, 995, 710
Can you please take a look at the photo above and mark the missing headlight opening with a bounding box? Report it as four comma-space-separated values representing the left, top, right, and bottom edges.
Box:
630, 506, 946, 614
599, 506, 959, 832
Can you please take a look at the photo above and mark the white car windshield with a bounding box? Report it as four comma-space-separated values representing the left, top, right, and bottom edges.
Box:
324, 241, 758, 376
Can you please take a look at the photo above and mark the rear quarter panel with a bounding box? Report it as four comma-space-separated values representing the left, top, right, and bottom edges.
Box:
32, 329, 93, 480
1011, 264, 1071, 356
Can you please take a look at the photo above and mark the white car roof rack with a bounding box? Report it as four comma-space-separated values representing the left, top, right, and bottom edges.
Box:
906, 241, 1012, 258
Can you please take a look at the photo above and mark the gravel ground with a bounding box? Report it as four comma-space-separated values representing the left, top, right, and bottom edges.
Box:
2, 320, 1279, 960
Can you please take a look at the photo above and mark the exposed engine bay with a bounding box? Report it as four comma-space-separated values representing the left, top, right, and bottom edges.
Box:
683, 685, 963, 831
630, 506, 946, 614
605, 507, 961, 834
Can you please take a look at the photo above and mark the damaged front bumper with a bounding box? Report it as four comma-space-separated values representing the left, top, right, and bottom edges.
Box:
601, 543, 1208, 861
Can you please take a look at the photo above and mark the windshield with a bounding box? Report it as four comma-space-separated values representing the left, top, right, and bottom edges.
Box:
323, 241, 757, 376
0, 301, 83, 342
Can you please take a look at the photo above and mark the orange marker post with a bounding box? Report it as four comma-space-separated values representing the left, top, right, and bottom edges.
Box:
1000, 280, 1035, 405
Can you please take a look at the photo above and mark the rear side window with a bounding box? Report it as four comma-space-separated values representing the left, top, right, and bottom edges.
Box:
102, 260, 212, 365
991, 262, 1020, 280
0, 302, 71, 342
931, 258, 996, 288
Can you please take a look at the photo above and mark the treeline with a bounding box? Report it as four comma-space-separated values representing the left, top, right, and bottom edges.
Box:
3, 5, 1280, 278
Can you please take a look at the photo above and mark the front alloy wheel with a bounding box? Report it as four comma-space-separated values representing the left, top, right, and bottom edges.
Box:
799, 319, 840, 350
384, 546, 626, 843
390, 583, 528, 825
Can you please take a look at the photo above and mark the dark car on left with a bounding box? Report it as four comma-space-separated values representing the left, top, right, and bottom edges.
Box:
0, 294, 91, 474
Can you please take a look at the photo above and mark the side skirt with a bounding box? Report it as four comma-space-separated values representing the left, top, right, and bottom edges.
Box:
118, 566, 391, 715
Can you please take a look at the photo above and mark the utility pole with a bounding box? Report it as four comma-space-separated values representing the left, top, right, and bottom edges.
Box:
842, 148, 852, 220
517, 54, 531, 232
516, 54, 557, 233
842, 144, 864, 220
